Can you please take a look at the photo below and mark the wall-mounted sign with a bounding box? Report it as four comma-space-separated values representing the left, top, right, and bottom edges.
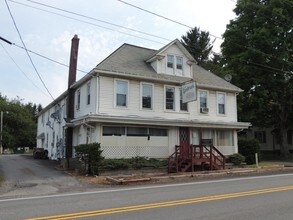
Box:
182, 81, 197, 103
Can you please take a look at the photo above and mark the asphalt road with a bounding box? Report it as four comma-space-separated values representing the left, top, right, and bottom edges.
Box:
0, 154, 96, 197
0, 170, 292, 219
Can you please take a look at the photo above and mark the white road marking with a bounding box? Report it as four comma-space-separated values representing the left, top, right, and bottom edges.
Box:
0, 173, 292, 203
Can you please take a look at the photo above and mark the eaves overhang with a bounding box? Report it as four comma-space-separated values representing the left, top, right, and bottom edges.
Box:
95, 69, 190, 85
71, 114, 251, 130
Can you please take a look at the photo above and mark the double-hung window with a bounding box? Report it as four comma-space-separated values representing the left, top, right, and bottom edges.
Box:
180, 88, 188, 111
141, 83, 153, 109
165, 86, 175, 110
176, 56, 183, 70
167, 55, 174, 68
217, 92, 226, 115
76, 89, 80, 110
199, 91, 208, 108
116, 80, 128, 107
86, 82, 91, 105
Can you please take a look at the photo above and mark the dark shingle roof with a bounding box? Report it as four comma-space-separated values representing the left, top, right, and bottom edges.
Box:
95, 43, 242, 92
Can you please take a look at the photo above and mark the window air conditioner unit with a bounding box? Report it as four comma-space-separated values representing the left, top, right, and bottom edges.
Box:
200, 107, 209, 114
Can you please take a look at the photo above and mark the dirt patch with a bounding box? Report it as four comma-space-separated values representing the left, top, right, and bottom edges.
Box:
67, 165, 293, 186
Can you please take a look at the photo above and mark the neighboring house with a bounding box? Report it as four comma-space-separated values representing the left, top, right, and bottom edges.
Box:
36, 39, 250, 161
245, 127, 293, 152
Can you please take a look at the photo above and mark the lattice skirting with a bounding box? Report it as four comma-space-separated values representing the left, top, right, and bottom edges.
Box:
101, 145, 169, 158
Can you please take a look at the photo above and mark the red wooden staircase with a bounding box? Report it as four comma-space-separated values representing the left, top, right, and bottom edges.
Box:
168, 140, 226, 173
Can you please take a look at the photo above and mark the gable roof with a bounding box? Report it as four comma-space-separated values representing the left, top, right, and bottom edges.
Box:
94, 41, 242, 92
146, 39, 196, 63
95, 43, 191, 84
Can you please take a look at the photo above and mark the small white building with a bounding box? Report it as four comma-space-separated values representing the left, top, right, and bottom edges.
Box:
36, 39, 250, 161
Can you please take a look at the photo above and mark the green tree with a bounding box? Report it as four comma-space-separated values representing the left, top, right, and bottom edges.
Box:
180, 27, 215, 66
221, 0, 293, 157
0, 93, 41, 149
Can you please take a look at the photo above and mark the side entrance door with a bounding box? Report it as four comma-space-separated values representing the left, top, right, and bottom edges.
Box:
179, 127, 190, 156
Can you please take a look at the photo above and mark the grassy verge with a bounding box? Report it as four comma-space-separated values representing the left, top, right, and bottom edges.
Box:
0, 175, 4, 186
247, 162, 279, 168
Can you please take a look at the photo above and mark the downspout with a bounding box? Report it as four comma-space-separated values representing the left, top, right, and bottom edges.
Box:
97, 75, 100, 114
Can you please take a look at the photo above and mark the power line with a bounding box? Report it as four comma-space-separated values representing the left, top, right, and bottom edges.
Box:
117, 0, 223, 40
8, 0, 167, 45
8, 0, 221, 58
6, 0, 292, 78
12, 43, 88, 74
19, 0, 172, 42
4, 0, 55, 100
247, 61, 292, 74
118, 0, 293, 66
0, 42, 50, 98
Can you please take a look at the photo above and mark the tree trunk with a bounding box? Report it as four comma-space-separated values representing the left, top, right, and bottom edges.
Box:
279, 126, 289, 158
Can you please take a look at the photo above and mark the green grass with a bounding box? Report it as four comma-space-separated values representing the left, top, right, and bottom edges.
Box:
247, 162, 277, 168
0, 175, 4, 186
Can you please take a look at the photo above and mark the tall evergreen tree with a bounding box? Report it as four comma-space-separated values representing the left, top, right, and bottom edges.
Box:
181, 27, 214, 66
221, 0, 293, 157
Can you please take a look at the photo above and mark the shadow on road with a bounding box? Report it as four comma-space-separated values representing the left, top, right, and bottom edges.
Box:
0, 154, 98, 199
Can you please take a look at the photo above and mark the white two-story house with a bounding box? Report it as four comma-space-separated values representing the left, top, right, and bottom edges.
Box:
36, 39, 250, 162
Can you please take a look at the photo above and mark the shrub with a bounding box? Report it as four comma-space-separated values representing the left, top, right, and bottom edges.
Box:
75, 143, 104, 175
100, 157, 167, 171
100, 159, 130, 170
238, 138, 261, 165
227, 153, 245, 165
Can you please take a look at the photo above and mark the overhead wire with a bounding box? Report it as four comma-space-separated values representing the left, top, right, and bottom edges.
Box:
117, 0, 222, 40
20, 0, 172, 42
117, 0, 293, 67
0, 42, 50, 98
12, 43, 88, 74
4, 0, 55, 101
5, 0, 291, 81
8, 0, 168, 45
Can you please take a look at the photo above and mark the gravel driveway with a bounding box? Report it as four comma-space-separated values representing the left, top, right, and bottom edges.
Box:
0, 154, 96, 198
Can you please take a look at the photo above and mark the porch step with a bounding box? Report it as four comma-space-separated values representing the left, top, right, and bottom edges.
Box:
168, 143, 225, 173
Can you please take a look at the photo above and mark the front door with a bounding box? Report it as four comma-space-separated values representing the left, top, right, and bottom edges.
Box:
179, 127, 190, 156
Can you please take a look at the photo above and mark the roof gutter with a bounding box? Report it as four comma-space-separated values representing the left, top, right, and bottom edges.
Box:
71, 114, 251, 130
95, 69, 188, 85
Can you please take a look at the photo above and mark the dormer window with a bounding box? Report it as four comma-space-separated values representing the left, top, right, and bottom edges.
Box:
166, 54, 183, 75
176, 56, 183, 70
167, 55, 174, 68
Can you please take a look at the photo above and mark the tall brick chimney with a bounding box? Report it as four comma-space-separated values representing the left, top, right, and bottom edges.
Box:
67, 34, 79, 88
66, 34, 79, 160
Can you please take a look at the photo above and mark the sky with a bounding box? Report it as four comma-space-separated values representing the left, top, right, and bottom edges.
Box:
0, 0, 237, 107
